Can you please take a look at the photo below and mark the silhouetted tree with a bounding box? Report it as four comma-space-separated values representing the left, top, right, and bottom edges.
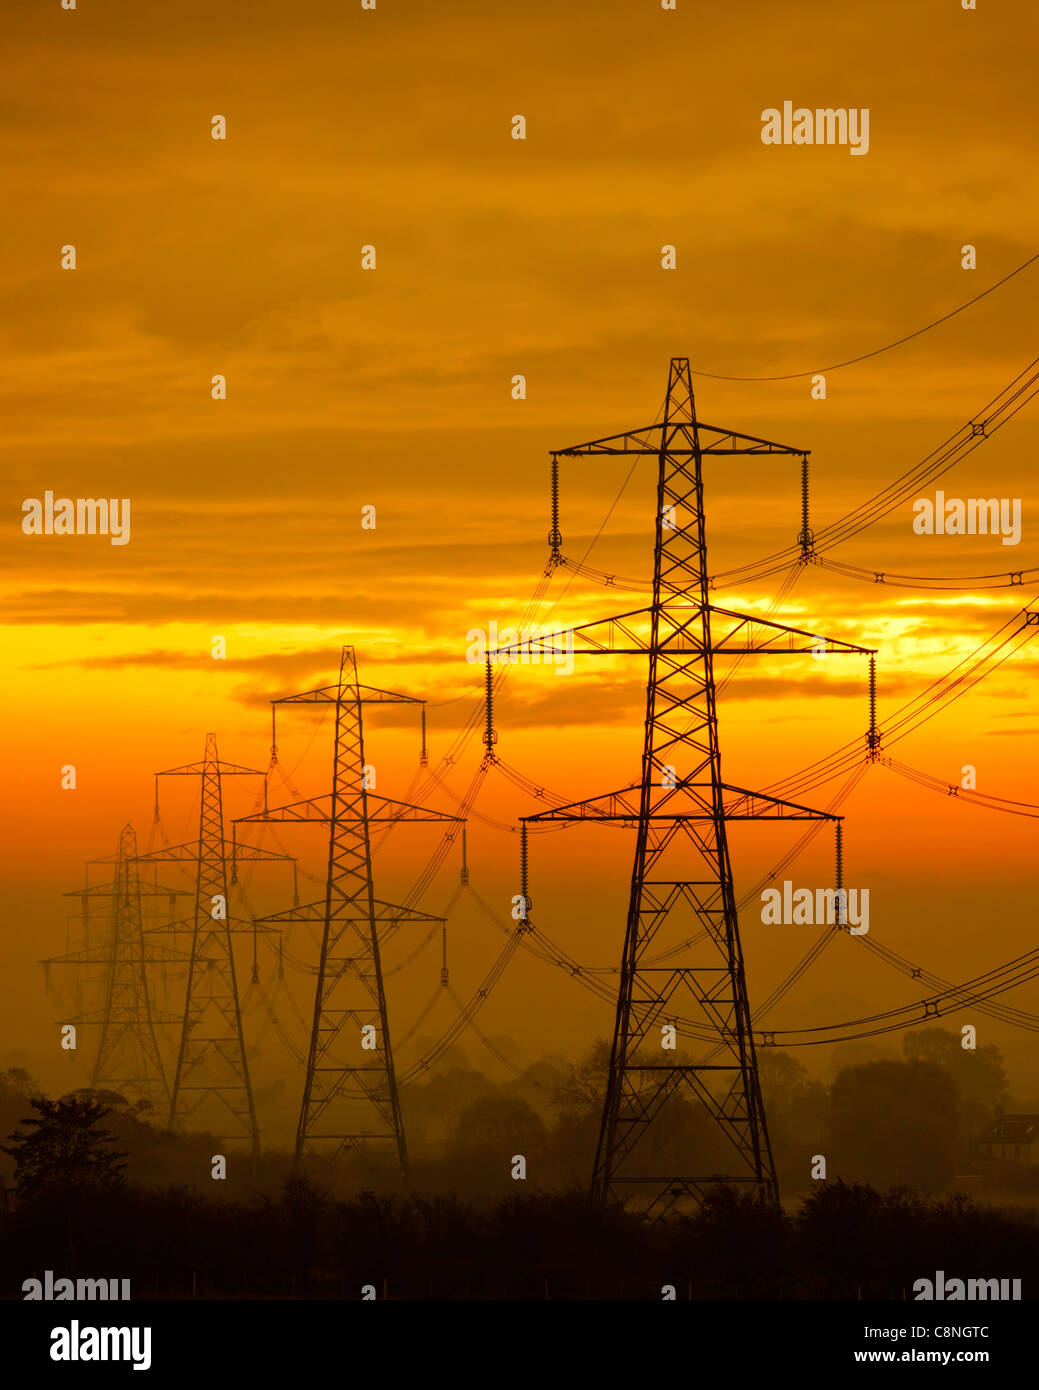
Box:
2, 1096, 126, 1204
902, 1027, 1008, 1107
681, 1185, 792, 1298
902, 1026, 1009, 1161
758, 1050, 828, 1186
268, 1175, 333, 1296
829, 1060, 959, 1189
400, 1067, 497, 1157
0, 1068, 39, 1102
551, 1038, 612, 1114
2, 1095, 127, 1268
0, 1069, 41, 1195
901, 1028, 1007, 1112
501, 1058, 568, 1122
798, 1180, 906, 1297
450, 1095, 546, 1183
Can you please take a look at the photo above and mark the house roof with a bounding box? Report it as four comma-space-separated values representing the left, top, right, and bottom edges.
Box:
980, 1114, 1039, 1145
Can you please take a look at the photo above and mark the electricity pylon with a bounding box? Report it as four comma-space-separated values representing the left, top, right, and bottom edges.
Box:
44, 824, 185, 1111
236, 646, 462, 1177
140, 734, 279, 1157
494, 358, 874, 1217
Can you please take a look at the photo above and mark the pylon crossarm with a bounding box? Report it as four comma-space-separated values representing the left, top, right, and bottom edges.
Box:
260, 897, 446, 926
708, 606, 876, 656
355, 684, 423, 704
238, 792, 461, 826
42, 943, 190, 967
71, 1005, 184, 1028
219, 842, 292, 861
136, 841, 203, 862
274, 684, 419, 706
487, 603, 874, 661
683, 422, 808, 456
363, 793, 465, 823
555, 423, 808, 457
156, 760, 265, 778
143, 915, 280, 936
237, 794, 333, 824
62, 880, 191, 898
556, 425, 667, 454
138, 840, 291, 864
651, 779, 840, 821
718, 783, 842, 821
273, 685, 341, 705
522, 781, 840, 824
523, 785, 641, 822
489, 607, 654, 659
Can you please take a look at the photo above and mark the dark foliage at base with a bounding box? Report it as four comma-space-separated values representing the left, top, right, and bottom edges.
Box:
3, 1179, 1038, 1300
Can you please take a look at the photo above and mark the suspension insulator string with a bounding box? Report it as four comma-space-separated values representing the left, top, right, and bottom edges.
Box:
835, 820, 846, 927
797, 454, 814, 562
866, 655, 880, 761
548, 455, 563, 564
519, 822, 531, 926
483, 659, 498, 761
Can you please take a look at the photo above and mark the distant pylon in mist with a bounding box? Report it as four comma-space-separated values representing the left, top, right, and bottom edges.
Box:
44, 826, 189, 1112
236, 646, 462, 1178
146, 734, 267, 1157
69, 824, 175, 1111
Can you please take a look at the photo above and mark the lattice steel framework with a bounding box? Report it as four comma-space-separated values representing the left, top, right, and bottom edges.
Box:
146, 734, 267, 1155
237, 646, 461, 1177
43, 835, 189, 1111
494, 359, 873, 1217
88, 824, 172, 1109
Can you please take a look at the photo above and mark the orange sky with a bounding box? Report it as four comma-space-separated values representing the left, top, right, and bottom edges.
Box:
3, 0, 1039, 1137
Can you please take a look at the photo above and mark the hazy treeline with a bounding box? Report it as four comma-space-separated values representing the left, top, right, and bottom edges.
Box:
4, 1176, 1038, 1300
1, 1025, 1036, 1300
0, 1025, 1025, 1199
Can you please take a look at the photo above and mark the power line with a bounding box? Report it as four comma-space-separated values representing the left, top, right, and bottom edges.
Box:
690, 251, 1039, 381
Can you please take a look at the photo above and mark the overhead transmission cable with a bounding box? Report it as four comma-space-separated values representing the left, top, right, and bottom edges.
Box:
688, 250, 1039, 382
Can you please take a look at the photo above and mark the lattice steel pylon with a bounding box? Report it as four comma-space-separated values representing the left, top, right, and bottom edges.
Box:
146, 734, 268, 1156
493, 358, 873, 1218
43, 835, 190, 1110
87, 824, 172, 1110
236, 646, 462, 1178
